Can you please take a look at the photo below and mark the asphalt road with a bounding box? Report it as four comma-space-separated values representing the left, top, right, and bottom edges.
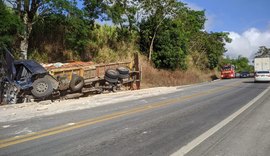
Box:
0, 78, 270, 156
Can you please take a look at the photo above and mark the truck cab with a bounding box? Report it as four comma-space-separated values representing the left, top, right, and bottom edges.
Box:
221, 65, 236, 79
0, 47, 58, 104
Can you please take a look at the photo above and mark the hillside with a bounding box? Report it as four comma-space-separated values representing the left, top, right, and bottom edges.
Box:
1, 0, 230, 87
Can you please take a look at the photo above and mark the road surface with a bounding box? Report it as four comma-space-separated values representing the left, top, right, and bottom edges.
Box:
0, 78, 270, 156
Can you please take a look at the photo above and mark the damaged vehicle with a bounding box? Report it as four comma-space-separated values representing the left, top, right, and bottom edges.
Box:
0, 47, 59, 104
0, 47, 141, 105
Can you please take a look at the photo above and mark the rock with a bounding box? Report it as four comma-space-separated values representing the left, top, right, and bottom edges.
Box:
18, 105, 26, 108
37, 107, 48, 111
38, 100, 52, 105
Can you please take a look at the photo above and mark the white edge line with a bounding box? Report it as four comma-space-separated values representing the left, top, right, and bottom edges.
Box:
171, 86, 270, 156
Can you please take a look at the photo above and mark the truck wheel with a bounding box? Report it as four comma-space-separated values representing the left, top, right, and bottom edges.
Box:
118, 74, 129, 79
105, 69, 119, 79
31, 77, 53, 98
70, 75, 84, 92
116, 67, 129, 75
104, 75, 118, 83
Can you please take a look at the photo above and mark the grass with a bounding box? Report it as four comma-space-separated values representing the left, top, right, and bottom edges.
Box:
93, 43, 136, 63
28, 38, 219, 88
140, 56, 219, 88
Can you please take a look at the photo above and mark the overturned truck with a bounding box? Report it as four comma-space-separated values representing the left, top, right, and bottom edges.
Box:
0, 48, 141, 104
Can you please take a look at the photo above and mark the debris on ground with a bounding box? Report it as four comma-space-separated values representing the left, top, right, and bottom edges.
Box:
0, 87, 181, 122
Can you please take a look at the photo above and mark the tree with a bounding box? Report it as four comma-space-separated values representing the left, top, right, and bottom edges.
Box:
181, 10, 207, 69
254, 46, 270, 58
221, 56, 253, 72
188, 31, 231, 69
83, 0, 139, 42
188, 31, 209, 69
177, 9, 206, 38
106, 0, 139, 32
140, 2, 209, 69
233, 56, 250, 72
83, 0, 109, 26
0, 0, 22, 50
206, 32, 231, 69
65, 14, 91, 61
140, 0, 185, 61
5, 0, 78, 59
152, 18, 187, 69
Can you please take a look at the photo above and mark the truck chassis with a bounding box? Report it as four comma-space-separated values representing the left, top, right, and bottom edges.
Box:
0, 48, 141, 105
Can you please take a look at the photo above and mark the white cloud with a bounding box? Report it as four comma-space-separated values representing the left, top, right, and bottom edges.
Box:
225, 28, 270, 60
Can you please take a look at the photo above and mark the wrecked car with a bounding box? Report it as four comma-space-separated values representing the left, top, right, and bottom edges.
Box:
0, 47, 58, 104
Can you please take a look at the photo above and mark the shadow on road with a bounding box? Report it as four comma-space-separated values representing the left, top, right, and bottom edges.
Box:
211, 75, 219, 81
243, 81, 270, 84
242, 81, 255, 83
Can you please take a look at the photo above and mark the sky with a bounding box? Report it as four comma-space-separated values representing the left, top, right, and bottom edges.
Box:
183, 0, 270, 60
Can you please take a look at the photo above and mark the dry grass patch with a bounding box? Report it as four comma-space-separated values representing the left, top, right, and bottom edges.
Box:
140, 57, 218, 88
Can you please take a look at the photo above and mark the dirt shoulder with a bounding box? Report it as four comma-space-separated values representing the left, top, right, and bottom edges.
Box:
0, 86, 185, 123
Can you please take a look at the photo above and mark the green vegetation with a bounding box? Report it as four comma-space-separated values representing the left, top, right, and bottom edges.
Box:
220, 46, 270, 73
254, 46, 270, 58
2, 0, 231, 72
0, 0, 22, 50
221, 56, 253, 73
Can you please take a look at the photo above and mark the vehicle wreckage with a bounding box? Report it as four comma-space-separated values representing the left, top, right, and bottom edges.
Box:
0, 47, 141, 105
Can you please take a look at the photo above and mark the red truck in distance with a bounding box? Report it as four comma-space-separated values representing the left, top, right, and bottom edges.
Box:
221, 65, 236, 79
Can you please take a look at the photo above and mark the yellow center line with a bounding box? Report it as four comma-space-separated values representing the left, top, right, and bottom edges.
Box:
0, 81, 242, 148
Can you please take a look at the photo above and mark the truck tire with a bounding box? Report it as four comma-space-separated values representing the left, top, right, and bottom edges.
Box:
116, 67, 129, 75
105, 69, 119, 79
31, 77, 53, 98
118, 74, 129, 79
104, 76, 118, 83
70, 75, 84, 92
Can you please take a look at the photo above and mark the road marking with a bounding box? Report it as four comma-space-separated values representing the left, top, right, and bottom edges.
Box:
0, 82, 242, 149
171, 85, 270, 156
14, 128, 33, 135
67, 123, 76, 126
2, 125, 10, 128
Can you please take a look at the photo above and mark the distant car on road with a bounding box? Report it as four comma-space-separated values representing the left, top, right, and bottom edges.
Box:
240, 71, 250, 78
254, 71, 270, 82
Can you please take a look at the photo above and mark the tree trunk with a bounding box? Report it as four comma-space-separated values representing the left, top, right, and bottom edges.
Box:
20, 13, 32, 60
148, 17, 166, 61
195, 49, 206, 66
149, 31, 157, 61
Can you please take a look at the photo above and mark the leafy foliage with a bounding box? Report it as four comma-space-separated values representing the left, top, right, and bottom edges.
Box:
0, 0, 22, 49
138, 0, 229, 70
221, 56, 253, 72
83, 0, 108, 25
65, 16, 91, 60
152, 19, 187, 70
139, 0, 186, 61
254, 46, 270, 58
2, 0, 231, 72
206, 32, 232, 69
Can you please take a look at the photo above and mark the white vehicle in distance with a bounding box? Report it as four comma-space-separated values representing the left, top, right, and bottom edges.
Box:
254, 71, 270, 82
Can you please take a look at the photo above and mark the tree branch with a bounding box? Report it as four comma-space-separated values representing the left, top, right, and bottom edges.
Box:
5, 0, 17, 8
